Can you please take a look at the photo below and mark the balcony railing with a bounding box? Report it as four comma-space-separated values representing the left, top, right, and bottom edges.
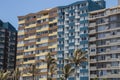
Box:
89, 23, 96, 28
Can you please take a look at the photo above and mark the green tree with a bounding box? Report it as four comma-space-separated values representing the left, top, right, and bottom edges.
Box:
0, 70, 10, 80
66, 49, 87, 80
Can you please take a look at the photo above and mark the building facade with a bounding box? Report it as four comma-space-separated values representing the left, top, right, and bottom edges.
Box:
17, 8, 58, 80
0, 20, 17, 71
57, 0, 105, 80
89, 6, 120, 80
17, 0, 106, 80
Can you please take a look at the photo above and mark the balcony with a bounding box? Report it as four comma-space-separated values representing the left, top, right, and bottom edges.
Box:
90, 74, 97, 78
90, 44, 96, 47
90, 52, 96, 56
75, 35, 80, 38
75, 15, 80, 18
90, 66, 97, 70
98, 33, 120, 40
90, 59, 96, 63
89, 23, 96, 28
99, 74, 120, 78
75, 22, 80, 26
65, 17, 69, 21
25, 24, 36, 29
18, 20, 25, 24
89, 30, 96, 35
89, 37, 96, 42
75, 9, 79, 12
106, 56, 111, 60
106, 64, 111, 68
64, 50, 68, 53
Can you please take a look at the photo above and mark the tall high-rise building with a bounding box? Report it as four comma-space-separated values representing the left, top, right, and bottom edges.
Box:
17, 8, 58, 80
0, 20, 17, 71
89, 6, 120, 80
57, 0, 105, 80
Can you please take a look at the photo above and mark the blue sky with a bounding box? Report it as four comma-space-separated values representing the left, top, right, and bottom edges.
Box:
0, 0, 117, 29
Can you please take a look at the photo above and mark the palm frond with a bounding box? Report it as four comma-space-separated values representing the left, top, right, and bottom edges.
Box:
0, 70, 10, 80
62, 64, 74, 79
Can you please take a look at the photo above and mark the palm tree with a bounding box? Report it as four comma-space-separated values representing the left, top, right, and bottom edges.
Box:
66, 49, 87, 80
0, 70, 10, 80
13, 68, 21, 80
43, 52, 56, 80
28, 64, 39, 80
61, 64, 75, 80
49, 64, 57, 80
24, 64, 39, 80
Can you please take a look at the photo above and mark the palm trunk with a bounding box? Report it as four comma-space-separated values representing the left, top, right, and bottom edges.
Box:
50, 73, 52, 80
47, 71, 48, 80
32, 65, 35, 80
33, 74, 35, 80
47, 64, 49, 80
65, 77, 67, 80
75, 65, 77, 80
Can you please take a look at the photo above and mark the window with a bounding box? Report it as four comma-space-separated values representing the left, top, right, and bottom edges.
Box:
111, 46, 117, 50
110, 15, 117, 21
97, 18, 105, 24
111, 31, 117, 35
111, 70, 119, 74
98, 48, 106, 53
111, 62, 118, 67
110, 23, 116, 29
111, 39, 117, 43
91, 48, 95, 52
97, 40, 105, 46
97, 26, 106, 31
98, 33, 105, 38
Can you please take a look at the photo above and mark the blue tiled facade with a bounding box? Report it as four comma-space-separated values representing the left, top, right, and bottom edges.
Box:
57, 0, 105, 80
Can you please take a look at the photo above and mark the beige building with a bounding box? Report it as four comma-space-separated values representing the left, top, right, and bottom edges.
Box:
17, 8, 58, 80
89, 6, 120, 80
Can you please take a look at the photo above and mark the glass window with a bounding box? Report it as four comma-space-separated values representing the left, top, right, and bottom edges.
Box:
91, 48, 95, 52
110, 15, 117, 21
98, 33, 105, 38
97, 26, 106, 31
111, 46, 117, 50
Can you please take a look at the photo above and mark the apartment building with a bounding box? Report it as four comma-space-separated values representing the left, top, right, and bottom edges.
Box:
57, 0, 105, 80
17, 8, 58, 80
89, 6, 120, 80
0, 20, 17, 71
